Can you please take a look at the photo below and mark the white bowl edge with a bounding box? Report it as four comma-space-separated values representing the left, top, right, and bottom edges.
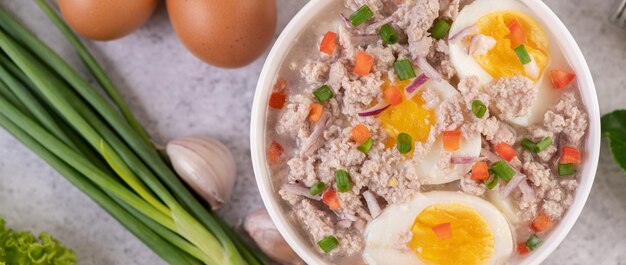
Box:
250, 0, 601, 264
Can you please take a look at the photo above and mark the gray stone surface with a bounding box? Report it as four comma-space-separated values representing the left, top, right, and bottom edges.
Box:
0, 0, 624, 264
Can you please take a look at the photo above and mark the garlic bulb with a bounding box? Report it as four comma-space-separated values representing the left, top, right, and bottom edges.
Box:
244, 209, 304, 265
166, 136, 236, 210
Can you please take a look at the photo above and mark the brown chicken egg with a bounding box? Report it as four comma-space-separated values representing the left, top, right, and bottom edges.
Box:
59, 0, 158, 41
166, 0, 277, 68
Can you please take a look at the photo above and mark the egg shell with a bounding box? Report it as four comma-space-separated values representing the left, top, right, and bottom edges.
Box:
363, 191, 514, 265
167, 0, 277, 68
59, 0, 158, 41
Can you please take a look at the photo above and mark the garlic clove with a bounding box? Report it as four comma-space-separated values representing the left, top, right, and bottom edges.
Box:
244, 208, 304, 265
166, 136, 236, 210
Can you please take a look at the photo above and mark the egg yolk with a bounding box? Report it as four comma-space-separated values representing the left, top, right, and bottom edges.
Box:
474, 11, 549, 82
377, 80, 436, 149
408, 203, 494, 265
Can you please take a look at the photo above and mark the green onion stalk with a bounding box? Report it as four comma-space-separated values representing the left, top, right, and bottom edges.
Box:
0, 2, 269, 265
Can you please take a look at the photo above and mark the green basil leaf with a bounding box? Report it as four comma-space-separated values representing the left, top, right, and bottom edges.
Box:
601, 110, 626, 174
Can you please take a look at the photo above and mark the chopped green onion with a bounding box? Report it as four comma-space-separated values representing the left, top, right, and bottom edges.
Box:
471, 100, 487, 118
349, 5, 373, 26
310, 182, 326, 196
483, 174, 499, 190
526, 234, 541, 250
379, 24, 398, 44
521, 138, 538, 153
491, 160, 515, 181
317, 235, 339, 253
521, 137, 552, 153
536, 137, 553, 152
394, 59, 416, 81
358, 137, 374, 154
313, 85, 333, 103
430, 20, 451, 40
514, 45, 531, 65
335, 169, 351, 192
397, 133, 413, 154
558, 163, 575, 176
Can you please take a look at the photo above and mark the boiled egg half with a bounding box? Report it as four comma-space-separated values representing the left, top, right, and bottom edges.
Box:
449, 0, 560, 126
378, 76, 481, 185
363, 191, 514, 265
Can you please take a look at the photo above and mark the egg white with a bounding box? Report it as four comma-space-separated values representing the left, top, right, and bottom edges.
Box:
363, 191, 514, 265
449, 0, 567, 127
414, 80, 482, 185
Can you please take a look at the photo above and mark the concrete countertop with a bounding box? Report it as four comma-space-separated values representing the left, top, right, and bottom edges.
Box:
0, 0, 624, 264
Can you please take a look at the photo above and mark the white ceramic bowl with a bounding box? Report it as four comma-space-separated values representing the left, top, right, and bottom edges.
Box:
250, 0, 600, 264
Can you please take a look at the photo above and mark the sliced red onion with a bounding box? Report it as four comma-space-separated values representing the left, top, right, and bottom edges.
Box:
342, 211, 359, 221
414, 57, 442, 82
451, 156, 483, 164
281, 183, 320, 200
404, 73, 429, 100
519, 180, 536, 201
358, 102, 391, 117
363, 191, 382, 218
448, 24, 477, 42
367, 16, 395, 32
300, 114, 331, 156
337, 220, 352, 229
481, 148, 501, 163
340, 13, 352, 28
501, 174, 526, 197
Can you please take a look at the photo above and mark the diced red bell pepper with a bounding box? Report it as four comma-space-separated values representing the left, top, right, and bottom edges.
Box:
494, 143, 517, 162
471, 161, 489, 181
269, 92, 286, 109
561, 146, 581, 164
320, 31, 338, 55
508, 19, 527, 48
267, 141, 283, 165
517, 242, 530, 255
432, 223, 452, 240
531, 211, 554, 232
549, 70, 576, 89
322, 189, 341, 210
443, 130, 461, 151
354, 51, 374, 77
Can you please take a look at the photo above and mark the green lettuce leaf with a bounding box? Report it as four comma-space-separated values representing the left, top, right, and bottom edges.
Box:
601, 110, 626, 174
0, 218, 76, 265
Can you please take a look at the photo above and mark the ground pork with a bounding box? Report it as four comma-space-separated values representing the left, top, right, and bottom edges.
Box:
366, 44, 396, 72
457, 75, 490, 111
341, 73, 384, 116
328, 60, 349, 93
428, 40, 456, 79
463, 116, 515, 145
543, 91, 588, 146
485, 76, 537, 122
439, 0, 461, 19
394, 0, 439, 58
338, 26, 358, 59
361, 148, 421, 204
519, 150, 574, 221
293, 200, 364, 255
287, 156, 318, 187
434, 95, 464, 133
460, 174, 486, 196
301, 60, 330, 85
276, 95, 312, 139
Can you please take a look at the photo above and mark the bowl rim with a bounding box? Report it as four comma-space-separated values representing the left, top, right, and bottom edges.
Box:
250, 0, 601, 264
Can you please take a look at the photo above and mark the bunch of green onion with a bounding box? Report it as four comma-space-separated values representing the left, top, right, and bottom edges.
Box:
0, 2, 269, 265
